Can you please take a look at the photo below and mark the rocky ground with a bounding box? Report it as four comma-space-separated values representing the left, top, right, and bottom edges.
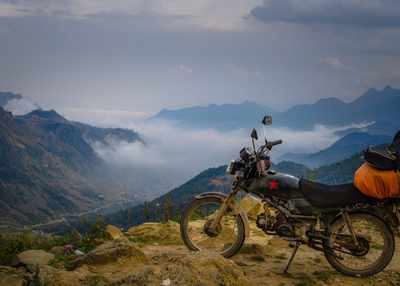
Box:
1, 219, 400, 286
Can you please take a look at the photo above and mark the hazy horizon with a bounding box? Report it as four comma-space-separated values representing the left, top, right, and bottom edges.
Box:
1, 0, 400, 116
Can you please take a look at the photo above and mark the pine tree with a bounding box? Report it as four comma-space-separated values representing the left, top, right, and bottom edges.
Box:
143, 201, 150, 222
162, 195, 174, 223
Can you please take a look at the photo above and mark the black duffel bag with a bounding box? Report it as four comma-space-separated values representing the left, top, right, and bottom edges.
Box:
364, 130, 400, 171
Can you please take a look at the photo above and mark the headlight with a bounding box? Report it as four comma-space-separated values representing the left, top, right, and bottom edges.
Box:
240, 148, 251, 162
226, 160, 245, 175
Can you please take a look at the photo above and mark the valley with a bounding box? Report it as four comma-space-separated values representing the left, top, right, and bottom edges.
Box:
0, 87, 399, 230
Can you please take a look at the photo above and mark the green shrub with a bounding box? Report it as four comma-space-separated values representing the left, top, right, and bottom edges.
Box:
0, 231, 61, 265
0, 216, 108, 266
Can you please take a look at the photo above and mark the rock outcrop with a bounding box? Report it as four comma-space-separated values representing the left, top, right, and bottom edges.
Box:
17, 250, 54, 272
105, 225, 124, 240
71, 239, 147, 269
127, 221, 182, 245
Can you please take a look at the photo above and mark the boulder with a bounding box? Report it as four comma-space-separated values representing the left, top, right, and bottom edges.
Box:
17, 250, 54, 271
71, 239, 147, 269
0, 266, 29, 286
50, 246, 65, 256
105, 224, 124, 240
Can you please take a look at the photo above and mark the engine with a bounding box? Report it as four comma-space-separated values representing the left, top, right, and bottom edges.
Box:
256, 210, 295, 237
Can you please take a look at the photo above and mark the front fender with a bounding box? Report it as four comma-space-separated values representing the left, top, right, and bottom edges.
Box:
195, 192, 250, 238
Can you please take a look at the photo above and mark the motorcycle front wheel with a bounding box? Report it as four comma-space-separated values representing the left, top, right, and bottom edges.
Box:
323, 212, 395, 277
180, 196, 246, 258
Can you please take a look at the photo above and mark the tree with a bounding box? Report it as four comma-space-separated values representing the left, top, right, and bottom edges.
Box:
143, 201, 150, 222
162, 195, 174, 223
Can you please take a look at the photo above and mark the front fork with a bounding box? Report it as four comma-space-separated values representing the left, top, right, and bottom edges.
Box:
208, 184, 241, 234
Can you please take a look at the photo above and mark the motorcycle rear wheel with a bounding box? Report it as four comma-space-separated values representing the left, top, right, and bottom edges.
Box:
180, 196, 246, 258
323, 212, 394, 277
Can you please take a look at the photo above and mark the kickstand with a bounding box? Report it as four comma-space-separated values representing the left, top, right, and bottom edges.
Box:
283, 242, 300, 274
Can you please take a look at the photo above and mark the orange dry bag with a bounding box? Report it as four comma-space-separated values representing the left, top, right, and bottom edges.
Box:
354, 163, 400, 199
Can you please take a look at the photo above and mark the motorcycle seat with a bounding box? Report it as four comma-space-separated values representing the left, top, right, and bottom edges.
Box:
300, 179, 377, 208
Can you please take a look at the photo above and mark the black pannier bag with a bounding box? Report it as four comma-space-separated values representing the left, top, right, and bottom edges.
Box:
363, 130, 400, 171
393, 130, 400, 156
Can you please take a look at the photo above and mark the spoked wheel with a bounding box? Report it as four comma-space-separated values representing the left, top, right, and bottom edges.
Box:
180, 196, 245, 258
324, 213, 395, 277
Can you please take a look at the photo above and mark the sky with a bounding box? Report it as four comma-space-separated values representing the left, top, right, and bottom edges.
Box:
1, 0, 400, 116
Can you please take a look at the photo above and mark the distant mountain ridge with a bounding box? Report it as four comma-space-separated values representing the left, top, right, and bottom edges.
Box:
19, 109, 143, 148
152, 86, 400, 134
275, 86, 400, 130
152, 101, 276, 130
279, 132, 392, 168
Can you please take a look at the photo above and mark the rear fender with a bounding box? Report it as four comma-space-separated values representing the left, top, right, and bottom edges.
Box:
195, 192, 250, 238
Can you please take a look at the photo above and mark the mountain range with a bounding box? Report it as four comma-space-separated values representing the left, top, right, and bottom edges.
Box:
152, 100, 276, 130
278, 132, 392, 168
152, 86, 400, 134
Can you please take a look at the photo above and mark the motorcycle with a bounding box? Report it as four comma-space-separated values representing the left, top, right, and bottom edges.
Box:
180, 115, 400, 277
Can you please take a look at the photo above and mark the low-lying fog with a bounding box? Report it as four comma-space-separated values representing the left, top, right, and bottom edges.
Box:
61, 108, 367, 198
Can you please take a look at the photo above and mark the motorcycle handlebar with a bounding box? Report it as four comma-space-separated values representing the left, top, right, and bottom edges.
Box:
266, 139, 283, 148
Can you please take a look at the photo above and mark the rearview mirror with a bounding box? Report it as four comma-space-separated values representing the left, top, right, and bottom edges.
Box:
262, 115, 272, 125
250, 128, 258, 140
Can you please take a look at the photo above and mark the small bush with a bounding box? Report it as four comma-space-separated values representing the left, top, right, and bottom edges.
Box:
0, 231, 62, 265
0, 216, 108, 266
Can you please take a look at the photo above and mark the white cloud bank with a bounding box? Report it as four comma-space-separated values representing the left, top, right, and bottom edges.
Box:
61, 107, 372, 197
4, 97, 40, 115
73, 110, 364, 192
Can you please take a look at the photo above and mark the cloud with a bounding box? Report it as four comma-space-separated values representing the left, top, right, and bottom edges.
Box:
1, 1, 400, 117
321, 57, 348, 70
0, 0, 260, 31
177, 64, 193, 74
251, 0, 400, 28
4, 97, 40, 115
77, 110, 361, 194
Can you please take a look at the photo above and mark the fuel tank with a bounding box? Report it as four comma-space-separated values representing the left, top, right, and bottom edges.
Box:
246, 170, 303, 200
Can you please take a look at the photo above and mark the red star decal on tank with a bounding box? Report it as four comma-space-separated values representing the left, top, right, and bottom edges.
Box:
269, 180, 279, 190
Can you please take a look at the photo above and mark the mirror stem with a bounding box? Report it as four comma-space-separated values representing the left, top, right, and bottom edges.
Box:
251, 138, 257, 156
